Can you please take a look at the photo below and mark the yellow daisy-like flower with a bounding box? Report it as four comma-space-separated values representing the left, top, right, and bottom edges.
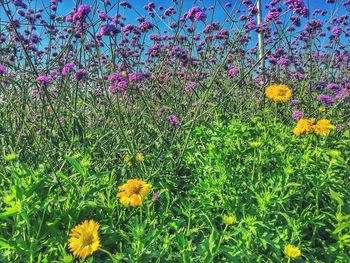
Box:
265, 84, 292, 102
136, 153, 145, 162
284, 244, 301, 258
313, 119, 331, 135
117, 179, 152, 207
293, 118, 315, 136
68, 220, 101, 259
223, 215, 236, 225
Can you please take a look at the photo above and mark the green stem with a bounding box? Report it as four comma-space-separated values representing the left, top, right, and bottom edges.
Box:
100, 248, 118, 262
251, 149, 256, 181
140, 206, 143, 223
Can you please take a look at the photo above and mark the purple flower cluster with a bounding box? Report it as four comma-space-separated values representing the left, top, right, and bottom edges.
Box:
74, 69, 88, 81
62, 63, 74, 76
36, 75, 51, 86
186, 6, 206, 22
130, 72, 145, 83
72, 5, 91, 22
108, 73, 128, 94
100, 24, 118, 36
184, 81, 197, 92
228, 67, 239, 77
0, 65, 6, 75
292, 109, 303, 120
317, 94, 335, 105
167, 115, 181, 126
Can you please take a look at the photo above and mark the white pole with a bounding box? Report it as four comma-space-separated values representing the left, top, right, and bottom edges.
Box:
256, 0, 265, 69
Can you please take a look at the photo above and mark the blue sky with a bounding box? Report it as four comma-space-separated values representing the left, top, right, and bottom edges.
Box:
54, 0, 346, 19
1, 0, 348, 53
1, 0, 347, 32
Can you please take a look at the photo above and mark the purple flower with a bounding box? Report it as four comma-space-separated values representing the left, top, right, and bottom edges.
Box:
152, 192, 160, 201
265, 9, 280, 22
277, 58, 291, 66
62, 63, 74, 75
36, 75, 51, 86
120, 1, 132, 8
317, 94, 335, 105
332, 26, 342, 37
100, 24, 117, 36
194, 11, 206, 22
292, 109, 303, 120
184, 81, 197, 92
130, 72, 144, 83
73, 5, 91, 21
290, 99, 299, 106
167, 115, 181, 126
0, 64, 6, 75
74, 69, 88, 81
336, 124, 343, 131
187, 6, 206, 22
108, 72, 128, 93
228, 66, 239, 77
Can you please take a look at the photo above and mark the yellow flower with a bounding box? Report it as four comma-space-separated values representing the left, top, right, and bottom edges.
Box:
265, 85, 275, 100
313, 119, 331, 135
293, 118, 315, 136
284, 244, 301, 258
68, 220, 101, 259
223, 215, 236, 225
136, 153, 145, 162
123, 154, 133, 167
265, 84, 292, 102
117, 179, 152, 207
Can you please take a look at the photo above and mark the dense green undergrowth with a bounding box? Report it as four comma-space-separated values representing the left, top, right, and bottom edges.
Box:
1, 117, 349, 262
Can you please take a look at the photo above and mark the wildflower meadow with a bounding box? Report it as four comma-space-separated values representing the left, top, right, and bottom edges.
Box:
0, 0, 350, 262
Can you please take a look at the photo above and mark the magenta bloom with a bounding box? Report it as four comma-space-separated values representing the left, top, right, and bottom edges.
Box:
108, 72, 128, 93
228, 67, 239, 77
167, 115, 181, 126
332, 26, 342, 37
0, 64, 6, 75
100, 24, 117, 36
290, 99, 299, 106
36, 75, 51, 86
129, 72, 144, 83
74, 69, 88, 81
73, 5, 91, 21
317, 94, 335, 105
62, 63, 74, 75
292, 109, 303, 120
184, 81, 197, 92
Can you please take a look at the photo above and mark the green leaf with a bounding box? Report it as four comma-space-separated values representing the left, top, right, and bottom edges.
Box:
0, 239, 14, 250
330, 189, 344, 207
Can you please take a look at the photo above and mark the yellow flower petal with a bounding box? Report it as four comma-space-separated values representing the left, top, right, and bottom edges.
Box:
130, 194, 142, 206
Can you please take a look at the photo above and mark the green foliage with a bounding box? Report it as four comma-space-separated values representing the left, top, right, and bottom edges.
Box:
0, 116, 349, 262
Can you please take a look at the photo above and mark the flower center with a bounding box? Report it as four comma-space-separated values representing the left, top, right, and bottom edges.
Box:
81, 231, 93, 247
278, 88, 288, 96
130, 184, 142, 195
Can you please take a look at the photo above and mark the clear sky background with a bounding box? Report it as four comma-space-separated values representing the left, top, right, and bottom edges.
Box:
53, 0, 347, 19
